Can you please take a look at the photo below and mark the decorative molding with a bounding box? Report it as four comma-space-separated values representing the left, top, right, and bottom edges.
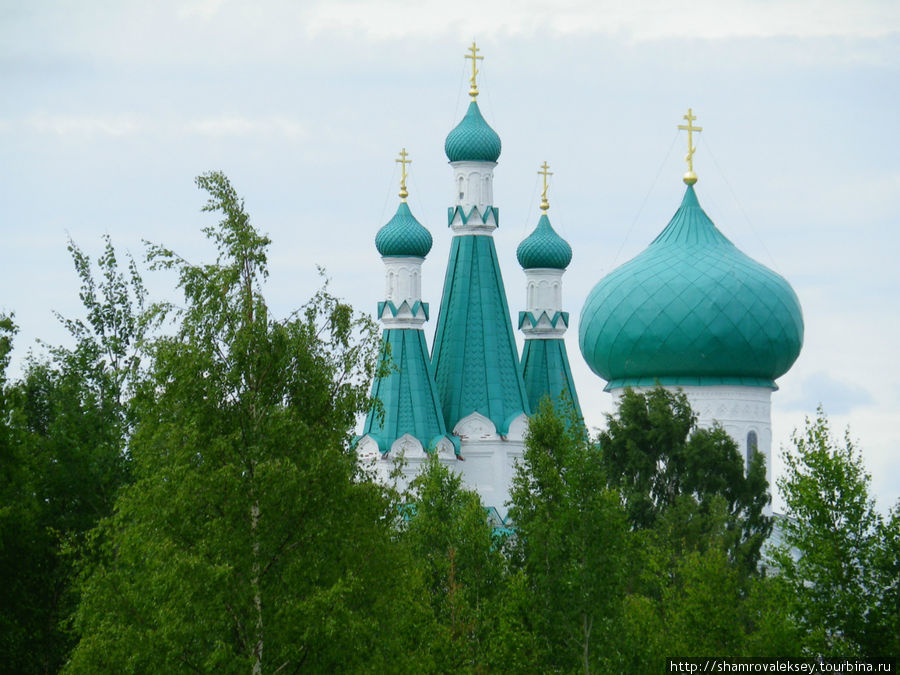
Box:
454, 411, 498, 440
506, 413, 529, 441
378, 299, 429, 328
518, 310, 569, 338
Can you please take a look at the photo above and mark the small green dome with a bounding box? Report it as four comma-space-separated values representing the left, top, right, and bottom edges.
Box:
579, 186, 803, 389
445, 101, 501, 163
375, 202, 433, 258
517, 214, 572, 269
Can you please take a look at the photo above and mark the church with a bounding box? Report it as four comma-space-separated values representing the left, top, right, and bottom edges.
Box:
356, 44, 804, 518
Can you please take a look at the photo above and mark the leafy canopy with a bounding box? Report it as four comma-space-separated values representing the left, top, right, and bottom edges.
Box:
67, 172, 409, 673
772, 408, 899, 657
599, 387, 771, 572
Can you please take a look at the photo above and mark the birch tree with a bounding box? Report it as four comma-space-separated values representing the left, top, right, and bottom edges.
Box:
67, 173, 415, 672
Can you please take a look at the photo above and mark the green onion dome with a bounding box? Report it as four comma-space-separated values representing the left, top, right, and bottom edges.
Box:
375, 202, 433, 258
579, 186, 803, 390
517, 214, 572, 269
445, 101, 501, 163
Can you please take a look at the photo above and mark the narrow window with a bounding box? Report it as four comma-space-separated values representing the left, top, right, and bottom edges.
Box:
746, 430, 758, 472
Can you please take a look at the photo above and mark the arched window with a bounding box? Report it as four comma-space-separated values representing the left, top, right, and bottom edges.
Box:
746, 430, 758, 472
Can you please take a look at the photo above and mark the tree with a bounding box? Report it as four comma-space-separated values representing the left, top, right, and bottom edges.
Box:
0, 315, 46, 674
0, 234, 146, 673
772, 408, 899, 657
589, 388, 792, 669
618, 497, 803, 669
400, 455, 508, 671
66, 172, 420, 672
598, 387, 771, 573
509, 398, 632, 673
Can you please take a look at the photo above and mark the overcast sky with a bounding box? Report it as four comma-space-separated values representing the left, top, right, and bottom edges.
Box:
2, 0, 898, 511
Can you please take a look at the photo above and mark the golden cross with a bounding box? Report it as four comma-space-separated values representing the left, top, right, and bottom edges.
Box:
465, 41, 484, 100
538, 161, 552, 212
677, 108, 703, 185
396, 148, 411, 201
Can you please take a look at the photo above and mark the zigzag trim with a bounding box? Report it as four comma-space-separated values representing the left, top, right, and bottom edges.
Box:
447, 205, 500, 227
517, 310, 570, 329
378, 300, 430, 320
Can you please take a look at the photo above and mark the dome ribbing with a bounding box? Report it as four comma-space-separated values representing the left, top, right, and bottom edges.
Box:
579, 186, 803, 390
445, 101, 501, 163
375, 202, 433, 258
517, 214, 572, 269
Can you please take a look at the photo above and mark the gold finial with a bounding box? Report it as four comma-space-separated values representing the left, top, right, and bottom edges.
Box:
396, 148, 411, 201
677, 108, 703, 185
465, 41, 484, 100
538, 161, 552, 212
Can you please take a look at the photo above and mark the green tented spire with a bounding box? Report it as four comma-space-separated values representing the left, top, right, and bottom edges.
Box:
361, 328, 457, 454
516, 187, 581, 420
431, 234, 529, 435
358, 169, 457, 456
520, 338, 582, 419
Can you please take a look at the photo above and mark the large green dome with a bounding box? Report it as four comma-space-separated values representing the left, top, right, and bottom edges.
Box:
517, 214, 572, 270
579, 186, 803, 390
375, 202, 433, 258
445, 101, 501, 163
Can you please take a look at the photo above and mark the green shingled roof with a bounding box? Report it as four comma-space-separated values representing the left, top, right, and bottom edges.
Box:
521, 338, 582, 419
516, 214, 572, 269
579, 185, 804, 390
362, 328, 455, 454
445, 101, 502, 163
431, 234, 529, 434
375, 201, 433, 258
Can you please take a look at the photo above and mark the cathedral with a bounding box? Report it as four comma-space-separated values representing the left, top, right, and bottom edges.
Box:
356, 44, 803, 518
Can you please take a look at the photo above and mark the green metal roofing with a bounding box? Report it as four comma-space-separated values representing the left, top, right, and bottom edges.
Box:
516, 214, 572, 269
579, 185, 804, 390
444, 101, 502, 163
431, 234, 529, 434
362, 328, 456, 454
375, 202, 433, 258
521, 338, 582, 419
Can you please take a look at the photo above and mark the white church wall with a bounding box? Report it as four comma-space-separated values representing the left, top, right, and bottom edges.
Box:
524, 268, 564, 315
358, 412, 527, 520
382, 256, 424, 305
450, 160, 495, 211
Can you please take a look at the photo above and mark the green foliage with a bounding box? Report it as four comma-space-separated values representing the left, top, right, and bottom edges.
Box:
772, 408, 899, 657
401, 455, 508, 671
599, 387, 771, 573
67, 172, 409, 673
9, 171, 896, 669
510, 397, 632, 673
0, 233, 146, 673
619, 500, 801, 670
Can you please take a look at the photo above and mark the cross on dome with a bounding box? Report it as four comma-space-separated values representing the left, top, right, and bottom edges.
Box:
538, 161, 552, 212
465, 41, 483, 100
677, 108, 703, 185
396, 147, 411, 201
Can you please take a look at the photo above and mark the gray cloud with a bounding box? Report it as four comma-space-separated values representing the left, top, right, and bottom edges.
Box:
782, 372, 875, 415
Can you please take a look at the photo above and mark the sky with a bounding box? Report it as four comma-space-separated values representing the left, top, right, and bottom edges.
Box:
2, 0, 898, 512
